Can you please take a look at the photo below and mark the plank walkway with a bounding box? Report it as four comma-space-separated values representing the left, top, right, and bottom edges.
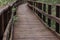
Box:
13, 4, 59, 40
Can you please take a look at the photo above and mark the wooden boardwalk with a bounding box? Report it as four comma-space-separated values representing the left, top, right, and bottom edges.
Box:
13, 4, 59, 40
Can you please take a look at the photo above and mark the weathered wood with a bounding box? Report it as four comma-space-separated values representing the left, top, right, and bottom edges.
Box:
28, 4, 60, 25
0, 6, 9, 40
48, 5, 52, 27
27, 1, 60, 35
56, 6, 60, 33
0, 0, 23, 40
36, 3, 42, 19
1, 13, 4, 37
13, 4, 60, 40
43, 4, 46, 22
28, 1, 60, 6
0, 15, 3, 40
3, 18, 12, 40
0, 6, 9, 15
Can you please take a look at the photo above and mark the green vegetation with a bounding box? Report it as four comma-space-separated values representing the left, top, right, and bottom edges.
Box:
0, 0, 60, 33
12, 8, 18, 22
0, 0, 17, 24
37, 0, 60, 4
0, 0, 15, 6
36, 0, 60, 31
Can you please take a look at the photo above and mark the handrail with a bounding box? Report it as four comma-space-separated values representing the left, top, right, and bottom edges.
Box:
0, 6, 9, 15
3, 14, 13, 40
28, 4, 60, 24
0, 5, 12, 40
27, 1, 60, 38
28, 1, 60, 6
0, 0, 23, 40
2, 5, 13, 40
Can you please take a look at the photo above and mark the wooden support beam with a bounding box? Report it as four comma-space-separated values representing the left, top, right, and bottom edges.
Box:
48, 5, 52, 27
43, 4, 46, 22
36, 3, 42, 19
56, 6, 60, 33
0, 15, 3, 40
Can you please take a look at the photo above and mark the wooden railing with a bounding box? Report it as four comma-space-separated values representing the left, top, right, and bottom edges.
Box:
0, 0, 23, 40
27, 1, 60, 38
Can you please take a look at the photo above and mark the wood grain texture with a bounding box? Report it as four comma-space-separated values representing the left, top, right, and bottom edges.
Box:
13, 4, 59, 40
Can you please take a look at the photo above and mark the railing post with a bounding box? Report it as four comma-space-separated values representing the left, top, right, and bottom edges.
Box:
7, 9, 10, 23
48, 5, 51, 27
0, 13, 5, 40
33, 2, 35, 12
11, 11, 14, 40
28, 1, 33, 10
0, 15, 3, 40
2, 14, 4, 35
37, 3, 42, 19
43, 4, 46, 22
56, 6, 60, 33
32, 1, 34, 10
7, 11, 9, 25
4, 11, 8, 29
8, 6, 12, 21
34, 2, 36, 12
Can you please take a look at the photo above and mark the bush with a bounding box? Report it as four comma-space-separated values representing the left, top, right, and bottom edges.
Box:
0, 0, 15, 6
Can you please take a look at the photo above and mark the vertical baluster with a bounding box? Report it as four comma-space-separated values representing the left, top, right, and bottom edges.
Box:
7, 9, 10, 23
33, 1, 34, 11
11, 7, 14, 40
35, 3, 38, 14
30, 1, 32, 5
35, 2, 38, 14
48, 5, 51, 27
9, 6, 12, 19
43, 4, 46, 22
0, 13, 4, 40
4, 10, 8, 29
29, 2, 33, 10
56, 6, 60, 33
0, 15, 3, 40
2, 13, 4, 34
34, 2, 37, 13
33, 2, 35, 12
37, 3, 42, 19
35, 2, 36, 12
7, 6, 11, 24
9, 6, 12, 39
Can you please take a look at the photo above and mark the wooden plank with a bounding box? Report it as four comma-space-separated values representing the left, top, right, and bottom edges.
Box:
13, 4, 60, 40
28, 4, 60, 25
3, 17, 12, 40
56, 6, 60, 33
37, 3, 42, 19
0, 15, 3, 40
43, 4, 46, 22
48, 5, 52, 27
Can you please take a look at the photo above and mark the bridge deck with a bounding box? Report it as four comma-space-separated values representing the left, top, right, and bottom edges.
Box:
13, 4, 59, 40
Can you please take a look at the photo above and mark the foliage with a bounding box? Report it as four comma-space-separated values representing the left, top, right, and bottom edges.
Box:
37, 0, 60, 4
36, 0, 60, 31
0, 0, 15, 6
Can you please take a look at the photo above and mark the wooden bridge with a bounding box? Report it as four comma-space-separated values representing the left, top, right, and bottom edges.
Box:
0, 0, 60, 40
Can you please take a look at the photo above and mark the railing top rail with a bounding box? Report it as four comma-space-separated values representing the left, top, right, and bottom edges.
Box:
0, 0, 17, 16
0, 5, 9, 15
1, 0, 23, 40
27, 1, 60, 6
3, 18, 12, 40
28, 1, 60, 39
28, 4, 60, 24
